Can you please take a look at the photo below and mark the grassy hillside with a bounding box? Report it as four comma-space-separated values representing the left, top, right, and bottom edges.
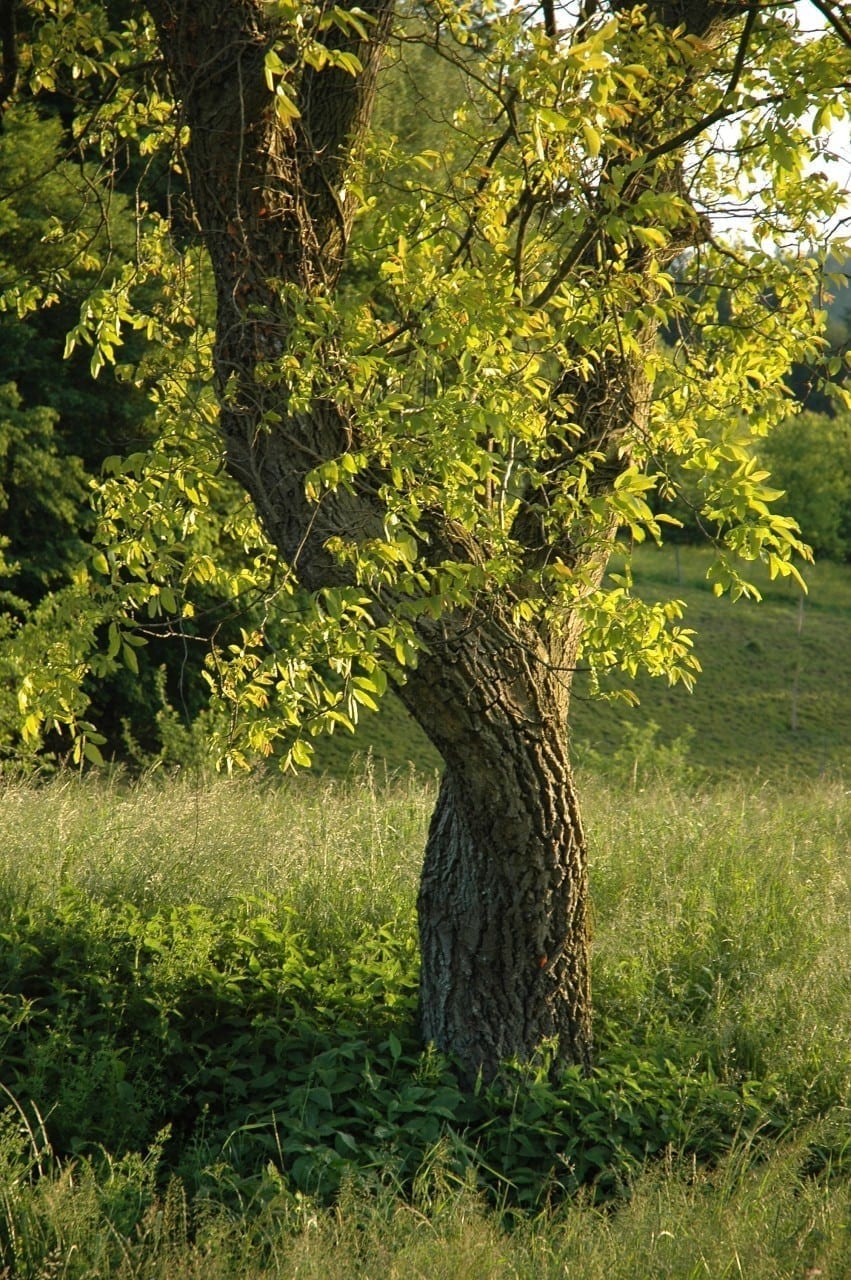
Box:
313, 546, 851, 779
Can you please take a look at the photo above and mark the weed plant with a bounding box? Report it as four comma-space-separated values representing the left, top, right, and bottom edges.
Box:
0, 767, 848, 1277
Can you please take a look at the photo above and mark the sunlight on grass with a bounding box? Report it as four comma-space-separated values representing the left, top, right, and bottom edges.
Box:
0, 1132, 848, 1278
0, 760, 432, 928
0, 767, 847, 1278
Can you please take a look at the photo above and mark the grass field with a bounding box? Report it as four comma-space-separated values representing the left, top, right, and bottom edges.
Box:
581, 546, 851, 777
0, 767, 848, 1277
1, 548, 849, 1277
312, 545, 851, 780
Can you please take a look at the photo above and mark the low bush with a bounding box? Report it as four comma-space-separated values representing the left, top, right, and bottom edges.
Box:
0, 888, 846, 1218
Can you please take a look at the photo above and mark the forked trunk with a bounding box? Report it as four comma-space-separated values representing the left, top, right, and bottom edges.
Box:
148, 0, 595, 1084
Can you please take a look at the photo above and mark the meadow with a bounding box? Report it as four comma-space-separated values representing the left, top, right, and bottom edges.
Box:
0, 548, 849, 1277
0, 761, 848, 1278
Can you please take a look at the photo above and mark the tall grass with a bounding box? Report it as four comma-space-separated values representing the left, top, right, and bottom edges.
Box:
0, 759, 431, 932
1, 1134, 848, 1278
0, 766, 848, 1277
588, 772, 851, 1102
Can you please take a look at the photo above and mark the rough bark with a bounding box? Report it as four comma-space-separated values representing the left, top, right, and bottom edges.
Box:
393, 610, 592, 1081
418, 762, 590, 1082
146, 0, 743, 1084
421, 737, 589, 1079
148, 0, 394, 581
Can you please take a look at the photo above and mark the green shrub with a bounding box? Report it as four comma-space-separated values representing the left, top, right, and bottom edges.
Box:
0, 885, 845, 1216
761, 410, 851, 562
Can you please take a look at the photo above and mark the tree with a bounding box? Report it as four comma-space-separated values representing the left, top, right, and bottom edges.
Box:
763, 409, 851, 562
8, 0, 851, 1082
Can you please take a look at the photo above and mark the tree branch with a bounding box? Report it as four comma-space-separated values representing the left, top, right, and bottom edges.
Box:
639, 1, 759, 169
808, 0, 851, 49
532, 4, 760, 309
448, 87, 519, 268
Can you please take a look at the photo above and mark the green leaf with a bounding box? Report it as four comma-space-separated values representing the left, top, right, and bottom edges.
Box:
83, 740, 105, 766
581, 120, 601, 159
274, 87, 301, 122
263, 47, 287, 92
290, 738, 313, 769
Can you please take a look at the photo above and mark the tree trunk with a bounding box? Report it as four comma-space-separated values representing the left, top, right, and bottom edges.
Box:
149, 0, 597, 1084
418, 748, 591, 1083
399, 618, 592, 1082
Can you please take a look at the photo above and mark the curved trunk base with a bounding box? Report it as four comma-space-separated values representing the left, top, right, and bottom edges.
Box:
417, 761, 592, 1085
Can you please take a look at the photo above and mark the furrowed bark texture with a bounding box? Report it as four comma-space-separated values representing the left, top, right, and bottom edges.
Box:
148, 0, 742, 1083
148, 0, 395, 582
399, 622, 591, 1080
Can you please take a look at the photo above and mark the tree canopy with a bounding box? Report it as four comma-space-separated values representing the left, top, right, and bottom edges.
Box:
2, 1, 847, 767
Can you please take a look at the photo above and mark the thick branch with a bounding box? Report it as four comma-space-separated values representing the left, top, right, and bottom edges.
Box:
809, 0, 851, 49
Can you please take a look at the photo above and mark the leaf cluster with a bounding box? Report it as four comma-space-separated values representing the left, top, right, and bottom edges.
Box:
4, 0, 851, 764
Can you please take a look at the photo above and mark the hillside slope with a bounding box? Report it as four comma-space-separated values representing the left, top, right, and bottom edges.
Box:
312, 547, 851, 779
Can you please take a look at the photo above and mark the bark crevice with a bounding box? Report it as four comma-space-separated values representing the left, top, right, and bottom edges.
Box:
400, 623, 592, 1083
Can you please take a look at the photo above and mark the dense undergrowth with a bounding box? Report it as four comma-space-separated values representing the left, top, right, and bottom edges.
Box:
0, 767, 848, 1276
